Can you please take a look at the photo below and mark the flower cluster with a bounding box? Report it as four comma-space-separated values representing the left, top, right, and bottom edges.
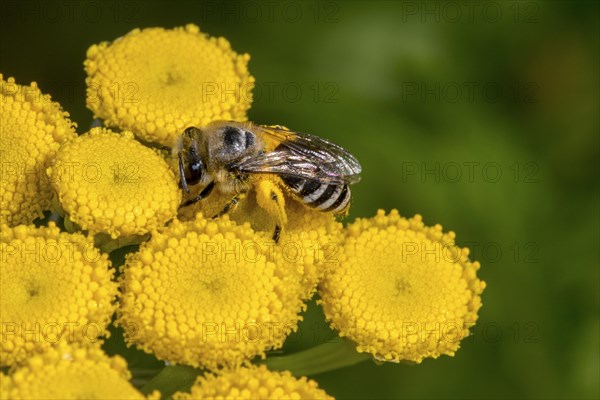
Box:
0, 23, 485, 399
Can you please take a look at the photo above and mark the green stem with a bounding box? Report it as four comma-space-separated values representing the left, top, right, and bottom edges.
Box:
260, 339, 371, 376
139, 365, 202, 398
139, 340, 371, 397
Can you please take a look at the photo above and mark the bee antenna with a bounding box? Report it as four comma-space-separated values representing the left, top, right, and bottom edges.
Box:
178, 151, 190, 193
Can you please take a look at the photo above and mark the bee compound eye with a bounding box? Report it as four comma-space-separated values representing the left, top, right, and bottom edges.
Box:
187, 160, 203, 185
184, 127, 197, 137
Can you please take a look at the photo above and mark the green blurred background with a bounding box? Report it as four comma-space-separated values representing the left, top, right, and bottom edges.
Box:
1, 1, 598, 398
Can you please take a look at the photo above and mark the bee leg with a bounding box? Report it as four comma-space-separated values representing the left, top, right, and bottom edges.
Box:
182, 181, 215, 207
270, 192, 283, 243
272, 224, 282, 243
255, 179, 288, 243
213, 194, 244, 219
214, 197, 238, 218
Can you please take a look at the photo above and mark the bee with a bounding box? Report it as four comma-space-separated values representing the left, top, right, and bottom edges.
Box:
174, 121, 361, 241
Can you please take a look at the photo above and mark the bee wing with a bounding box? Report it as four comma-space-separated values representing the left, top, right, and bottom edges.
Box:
232, 125, 362, 185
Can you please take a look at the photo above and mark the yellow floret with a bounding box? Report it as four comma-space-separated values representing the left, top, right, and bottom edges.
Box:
173, 365, 333, 400
319, 210, 486, 363
0, 223, 118, 366
47, 127, 181, 239
118, 213, 305, 370
1, 342, 159, 399
85, 24, 255, 146
0, 74, 77, 226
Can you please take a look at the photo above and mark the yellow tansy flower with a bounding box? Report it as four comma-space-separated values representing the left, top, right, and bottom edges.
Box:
47, 127, 180, 239
85, 24, 254, 146
0, 223, 117, 367
319, 210, 486, 363
173, 365, 333, 400
118, 214, 305, 370
1, 342, 159, 399
0, 74, 77, 226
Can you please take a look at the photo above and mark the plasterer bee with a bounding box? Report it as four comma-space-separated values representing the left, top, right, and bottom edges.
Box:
174, 121, 361, 241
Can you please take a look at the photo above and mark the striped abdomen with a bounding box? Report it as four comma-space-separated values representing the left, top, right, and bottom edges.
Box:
281, 176, 351, 214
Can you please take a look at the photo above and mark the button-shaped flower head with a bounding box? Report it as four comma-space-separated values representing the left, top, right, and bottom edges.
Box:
320, 210, 486, 363
173, 365, 333, 399
1, 342, 158, 399
47, 127, 181, 239
0, 223, 117, 366
118, 214, 306, 370
85, 24, 255, 146
0, 75, 77, 226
